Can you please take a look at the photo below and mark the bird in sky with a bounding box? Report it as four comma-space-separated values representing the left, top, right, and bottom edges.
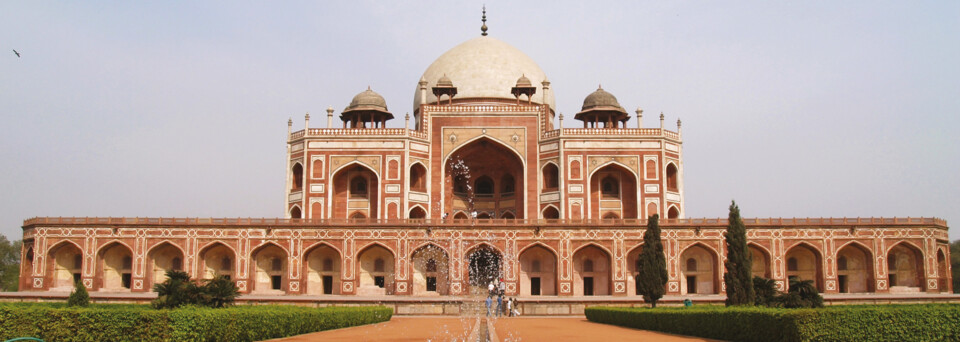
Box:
12, 49, 20, 58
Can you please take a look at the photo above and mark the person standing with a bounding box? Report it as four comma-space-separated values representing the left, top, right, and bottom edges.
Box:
498, 277, 506, 296
496, 295, 503, 317
506, 297, 513, 317
488, 282, 495, 296
511, 298, 521, 316
485, 296, 492, 317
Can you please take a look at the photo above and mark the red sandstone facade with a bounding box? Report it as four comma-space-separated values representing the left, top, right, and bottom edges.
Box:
17, 33, 952, 299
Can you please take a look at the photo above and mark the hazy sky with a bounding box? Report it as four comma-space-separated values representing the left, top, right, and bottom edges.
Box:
1, 1, 958, 241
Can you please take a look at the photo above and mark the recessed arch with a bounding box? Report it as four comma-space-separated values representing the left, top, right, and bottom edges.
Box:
291, 162, 304, 192
443, 136, 526, 219
937, 248, 949, 292
784, 242, 824, 292
667, 205, 680, 219
146, 241, 186, 289
747, 242, 772, 279
46, 240, 84, 290
541, 205, 560, 219
96, 241, 134, 291
665, 161, 679, 192
289, 204, 302, 219
541, 162, 559, 191
250, 242, 289, 293
444, 135, 527, 168
331, 162, 380, 219
679, 242, 720, 295
408, 204, 427, 219
465, 243, 503, 287
626, 243, 645, 296
303, 242, 341, 295
886, 241, 925, 289
357, 242, 396, 295
410, 243, 450, 295
198, 241, 236, 280
836, 241, 875, 293
588, 161, 639, 219
409, 162, 428, 193
519, 242, 558, 296
572, 243, 612, 295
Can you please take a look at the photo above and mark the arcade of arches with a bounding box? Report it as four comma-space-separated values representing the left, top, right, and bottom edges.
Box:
21, 223, 952, 297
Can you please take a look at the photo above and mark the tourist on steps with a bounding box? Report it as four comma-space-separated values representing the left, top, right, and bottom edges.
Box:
496, 295, 503, 317
485, 295, 492, 317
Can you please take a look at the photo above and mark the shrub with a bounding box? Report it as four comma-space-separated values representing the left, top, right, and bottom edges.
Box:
67, 280, 90, 307
152, 271, 239, 309
0, 303, 392, 342
753, 276, 777, 306
585, 305, 960, 342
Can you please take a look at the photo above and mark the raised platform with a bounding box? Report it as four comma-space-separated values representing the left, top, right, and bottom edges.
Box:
3, 292, 958, 316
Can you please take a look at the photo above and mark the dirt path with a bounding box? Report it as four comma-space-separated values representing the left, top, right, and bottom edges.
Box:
264, 316, 476, 341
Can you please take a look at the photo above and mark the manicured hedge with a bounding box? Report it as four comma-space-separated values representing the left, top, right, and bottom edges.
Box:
585, 304, 960, 342
0, 303, 392, 342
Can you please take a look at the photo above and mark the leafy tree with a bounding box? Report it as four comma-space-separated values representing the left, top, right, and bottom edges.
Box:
637, 214, 668, 307
67, 279, 90, 307
952, 240, 959, 294
752, 276, 778, 306
723, 201, 755, 306
781, 278, 823, 308
0, 235, 21, 291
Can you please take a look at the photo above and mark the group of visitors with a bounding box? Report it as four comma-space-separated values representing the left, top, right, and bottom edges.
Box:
484, 278, 520, 317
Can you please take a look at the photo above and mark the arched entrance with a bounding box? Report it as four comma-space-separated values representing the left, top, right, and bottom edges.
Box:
626, 245, 644, 296
785, 243, 824, 292
332, 164, 379, 219
445, 137, 525, 219
589, 163, 638, 219
147, 242, 184, 289
748, 244, 771, 279
199, 243, 234, 280
466, 245, 502, 289
518, 244, 557, 296
357, 244, 395, 295
572, 245, 611, 296
47, 242, 83, 290
938, 249, 949, 292
304, 244, 341, 295
97, 242, 133, 291
836, 243, 874, 293
411, 244, 449, 295
250, 243, 287, 294
680, 244, 719, 294
887, 243, 924, 290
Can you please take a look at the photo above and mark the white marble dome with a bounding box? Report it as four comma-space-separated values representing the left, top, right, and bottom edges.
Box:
414, 36, 555, 112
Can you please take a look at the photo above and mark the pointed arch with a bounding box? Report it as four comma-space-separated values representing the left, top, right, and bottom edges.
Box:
465, 242, 503, 287
289, 204, 302, 219
408, 204, 427, 219
588, 161, 639, 219
747, 242, 772, 279
667, 205, 680, 219
198, 241, 236, 280
679, 242, 721, 295
572, 243, 612, 295
331, 161, 380, 219
410, 243, 450, 295
250, 241, 289, 293
835, 240, 875, 293
356, 242, 395, 295
886, 241, 925, 289
784, 241, 824, 292
96, 241, 134, 291
541, 162, 559, 191
626, 243, 645, 296
409, 162, 428, 193
291, 162, 304, 192
46, 240, 84, 290
146, 241, 185, 289
518, 242, 558, 296
541, 204, 560, 219
303, 241, 341, 295
665, 161, 679, 192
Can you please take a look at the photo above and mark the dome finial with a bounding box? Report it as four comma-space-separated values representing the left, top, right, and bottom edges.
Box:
481, 5, 488, 36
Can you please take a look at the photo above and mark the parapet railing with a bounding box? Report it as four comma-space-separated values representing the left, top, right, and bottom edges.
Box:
542, 128, 680, 140
422, 104, 543, 113
22, 216, 948, 228
289, 128, 427, 140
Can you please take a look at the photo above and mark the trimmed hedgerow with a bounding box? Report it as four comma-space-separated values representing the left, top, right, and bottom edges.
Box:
585, 304, 960, 342
0, 303, 392, 342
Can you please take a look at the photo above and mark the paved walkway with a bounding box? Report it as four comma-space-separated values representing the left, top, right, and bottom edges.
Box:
492, 317, 721, 342
266, 316, 722, 341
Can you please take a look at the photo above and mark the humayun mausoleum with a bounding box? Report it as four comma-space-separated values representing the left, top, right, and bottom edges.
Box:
16, 19, 952, 307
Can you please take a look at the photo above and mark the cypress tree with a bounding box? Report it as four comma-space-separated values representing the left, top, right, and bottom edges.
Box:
723, 200, 755, 306
637, 214, 668, 307
67, 279, 90, 307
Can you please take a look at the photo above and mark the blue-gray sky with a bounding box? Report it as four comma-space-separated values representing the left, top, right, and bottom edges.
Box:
1, 1, 958, 241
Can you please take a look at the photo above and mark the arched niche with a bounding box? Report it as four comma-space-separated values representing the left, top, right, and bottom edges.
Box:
887, 242, 924, 290
680, 244, 719, 295
97, 242, 133, 291
47, 241, 83, 290
748, 244, 771, 279
357, 244, 395, 295
411, 244, 449, 295
199, 242, 235, 280
445, 137, 525, 219
626, 244, 644, 296
251, 243, 287, 294
466, 244, 502, 287
304, 244, 341, 295
785, 243, 824, 292
518, 244, 557, 296
332, 164, 379, 219
572, 245, 611, 296
836, 242, 874, 293
147, 242, 184, 289
589, 163, 638, 219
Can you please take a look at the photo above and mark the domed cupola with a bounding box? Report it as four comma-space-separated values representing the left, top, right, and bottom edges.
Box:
575, 86, 629, 128
432, 74, 458, 105
341, 87, 394, 128
511, 74, 537, 104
